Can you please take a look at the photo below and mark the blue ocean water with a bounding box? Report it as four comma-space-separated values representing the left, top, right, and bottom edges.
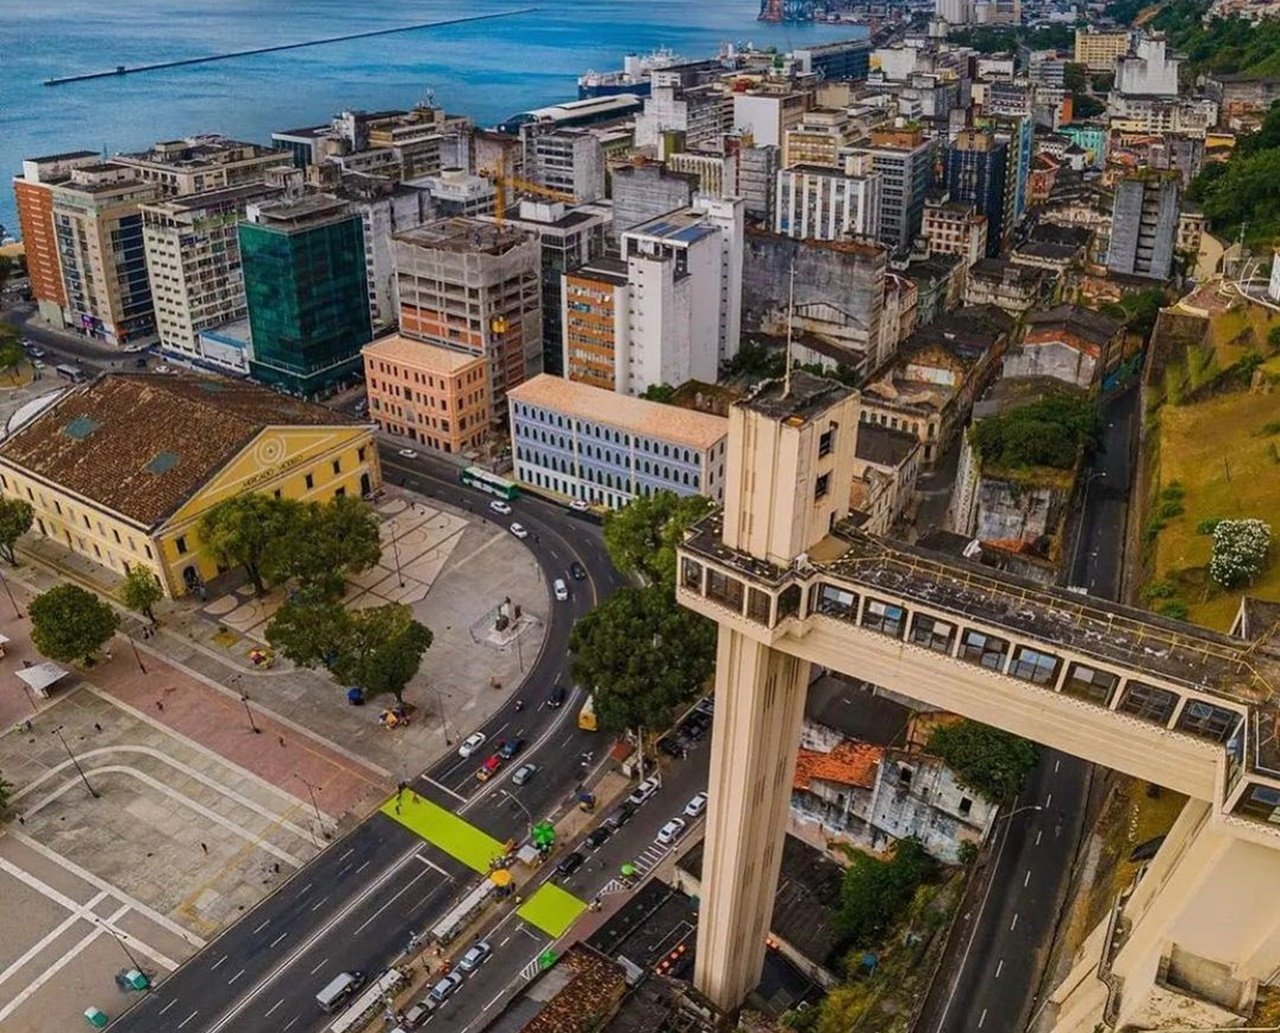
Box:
1, 0, 861, 235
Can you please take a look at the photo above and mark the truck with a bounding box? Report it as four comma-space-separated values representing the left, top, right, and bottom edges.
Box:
578, 694, 598, 731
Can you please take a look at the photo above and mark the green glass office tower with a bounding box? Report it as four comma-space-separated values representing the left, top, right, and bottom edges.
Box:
240, 195, 371, 397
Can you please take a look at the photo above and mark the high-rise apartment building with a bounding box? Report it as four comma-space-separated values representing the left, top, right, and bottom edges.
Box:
483, 200, 610, 377
563, 257, 631, 392
1074, 28, 1131, 72
610, 163, 699, 241
783, 108, 858, 169
524, 128, 606, 204
634, 83, 735, 151
733, 89, 812, 150
142, 181, 284, 362
775, 155, 882, 242
113, 136, 287, 197
790, 38, 873, 81
945, 129, 1009, 256
1107, 171, 1180, 281
1113, 36, 1180, 98
239, 195, 371, 396
922, 194, 989, 267
394, 218, 542, 408
859, 128, 933, 255
49, 163, 160, 346
12, 151, 99, 323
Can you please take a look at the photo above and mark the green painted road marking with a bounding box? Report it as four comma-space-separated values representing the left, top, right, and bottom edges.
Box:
517, 883, 587, 937
381, 791, 505, 873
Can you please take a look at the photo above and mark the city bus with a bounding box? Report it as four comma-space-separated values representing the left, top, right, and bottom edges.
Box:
460, 466, 519, 500
55, 363, 88, 383
578, 694, 598, 732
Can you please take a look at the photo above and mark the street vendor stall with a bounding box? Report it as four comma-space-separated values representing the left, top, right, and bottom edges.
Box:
17, 661, 70, 700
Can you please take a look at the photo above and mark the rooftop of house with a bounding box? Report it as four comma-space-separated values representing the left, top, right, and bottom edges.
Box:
567, 255, 630, 287
1025, 303, 1124, 347
738, 371, 856, 425
245, 193, 351, 229
974, 375, 1087, 419
362, 334, 485, 374
509, 374, 727, 449
856, 423, 920, 469
969, 257, 1045, 287
0, 373, 357, 529
1013, 240, 1082, 262
1030, 222, 1094, 249
806, 673, 915, 745
902, 305, 1015, 365
794, 740, 883, 791
396, 217, 536, 255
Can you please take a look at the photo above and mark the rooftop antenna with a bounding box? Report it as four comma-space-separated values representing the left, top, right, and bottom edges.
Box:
783, 259, 796, 397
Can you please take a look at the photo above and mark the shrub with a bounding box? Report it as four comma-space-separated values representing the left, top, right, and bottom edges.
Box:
1258, 421, 1280, 437
1208, 518, 1273, 589
1143, 580, 1177, 600
1195, 518, 1223, 535
1143, 518, 1166, 545
1160, 481, 1185, 501
1157, 499, 1185, 520
1158, 600, 1190, 620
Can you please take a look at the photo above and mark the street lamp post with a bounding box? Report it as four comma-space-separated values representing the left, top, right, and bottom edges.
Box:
500, 788, 534, 832
0, 566, 23, 619
104, 925, 144, 973
293, 774, 328, 844
433, 687, 452, 746
390, 519, 405, 588
52, 725, 98, 799
127, 632, 147, 675
239, 694, 260, 734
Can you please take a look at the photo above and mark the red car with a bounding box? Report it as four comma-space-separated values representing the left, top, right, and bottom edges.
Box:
476, 754, 503, 782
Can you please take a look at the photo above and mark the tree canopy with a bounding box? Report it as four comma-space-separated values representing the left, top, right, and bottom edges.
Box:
969, 394, 1102, 471
29, 583, 119, 662
0, 328, 23, 383
263, 495, 381, 602
198, 494, 299, 595
602, 491, 713, 585
121, 566, 163, 622
0, 496, 33, 565
837, 839, 938, 950
569, 584, 716, 734
927, 719, 1039, 802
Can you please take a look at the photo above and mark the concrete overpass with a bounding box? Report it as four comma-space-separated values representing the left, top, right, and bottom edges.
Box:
677, 372, 1280, 1031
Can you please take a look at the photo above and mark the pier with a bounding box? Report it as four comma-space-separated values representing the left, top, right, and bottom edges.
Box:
44, 8, 537, 86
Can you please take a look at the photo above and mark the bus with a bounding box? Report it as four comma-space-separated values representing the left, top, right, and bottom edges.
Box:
460, 466, 519, 500
578, 694, 598, 732
55, 363, 88, 383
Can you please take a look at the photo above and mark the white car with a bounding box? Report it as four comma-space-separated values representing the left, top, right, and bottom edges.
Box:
569, 499, 590, 512
458, 731, 486, 758
684, 792, 708, 818
627, 776, 661, 807
553, 578, 568, 602
489, 500, 512, 515
153, 363, 172, 374
397, 448, 419, 459
509, 523, 529, 539
656, 818, 688, 846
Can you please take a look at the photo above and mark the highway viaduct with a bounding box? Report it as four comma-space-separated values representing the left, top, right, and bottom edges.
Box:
677, 372, 1280, 1031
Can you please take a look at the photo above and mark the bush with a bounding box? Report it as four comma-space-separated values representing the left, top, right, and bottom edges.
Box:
837, 840, 938, 949
1258, 420, 1280, 436
1143, 517, 1166, 544
969, 395, 1102, 470
1158, 600, 1190, 620
1157, 499, 1185, 520
1143, 580, 1177, 600
926, 720, 1038, 802
1195, 517, 1223, 535
1208, 518, 1273, 589
1160, 481, 1185, 501
957, 840, 980, 867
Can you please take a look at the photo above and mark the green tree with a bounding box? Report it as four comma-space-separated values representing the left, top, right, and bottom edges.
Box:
0, 496, 33, 565
969, 394, 1103, 470
927, 719, 1039, 802
640, 383, 677, 403
264, 495, 381, 602
333, 603, 433, 705
265, 598, 352, 669
602, 491, 714, 585
1073, 94, 1106, 119
569, 584, 716, 733
198, 494, 301, 595
836, 839, 938, 948
29, 583, 120, 662
0, 327, 23, 383
120, 565, 163, 623
1062, 61, 1088, 94
0, 772, 12, 813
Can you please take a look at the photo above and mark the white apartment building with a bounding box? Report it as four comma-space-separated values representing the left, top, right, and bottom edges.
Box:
775, 155, 882, 242
1113, 36, 1181, 98
142, 182, 282, 362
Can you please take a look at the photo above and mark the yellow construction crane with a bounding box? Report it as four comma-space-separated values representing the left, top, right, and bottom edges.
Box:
478, 168, 576, 226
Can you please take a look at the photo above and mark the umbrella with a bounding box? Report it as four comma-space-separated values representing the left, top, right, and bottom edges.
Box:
620, 862, 637, 878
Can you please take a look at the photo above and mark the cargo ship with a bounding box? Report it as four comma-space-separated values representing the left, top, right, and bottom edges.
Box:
577, 47, 682, 99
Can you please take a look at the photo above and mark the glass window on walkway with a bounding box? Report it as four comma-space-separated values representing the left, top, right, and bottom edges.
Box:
1233, 783, 1280, 825
861, 598, 906, 638
812, 583, 858, 620
682, 558, 703, 592
1117, 681, 1179, 725
778, 584, 801, 621
747, 588, 772, 625
706, 568, 744, 612
958, 629, 1008, 670
1009, 646, 1061, 686
1175, 699, 1244, 744
1061, 663, 1118, 707
909, 614, 955, 654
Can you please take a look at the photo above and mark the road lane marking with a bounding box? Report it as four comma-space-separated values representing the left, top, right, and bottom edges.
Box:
270, 931, 288, 948
211, 954, 228, 971
1054, 759, 1060, 773
338, 849, 354, 862
978, 1008, 988, 1027
1045, 793, 1053, 807
227, 968, 245, 984
483, 988, 504, 1010
283, 1019, 299, 1031
311, 894, 331, 912
1035, 829, 1043, 846
308, 957, 328, 975
338, 864, 352, 876
298, 882, 313, 896
995, 959, 1004, 978
1024, 870, 1031, 887
353, 866, 436, 935
423, 775, 467, 801
499, 935, 512, 947
177, 1011, 199, 1029
265, 999, 284, 1017
252, 919, 270, 934
1010, 913, 1019, 931
416, 852, 448, 873
355, 860, 371, 874
158, 1000, 177, 1016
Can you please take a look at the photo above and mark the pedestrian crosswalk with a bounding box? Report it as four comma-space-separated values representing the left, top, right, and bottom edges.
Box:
519, 955, 541, 982
599, 878, 628, 896
630, 841, 671, 877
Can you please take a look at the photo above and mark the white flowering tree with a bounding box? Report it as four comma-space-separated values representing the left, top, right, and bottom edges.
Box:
1208, 518, 1273, 589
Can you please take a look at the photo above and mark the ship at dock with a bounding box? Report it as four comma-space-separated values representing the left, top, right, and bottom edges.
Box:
577, 47, 682, 99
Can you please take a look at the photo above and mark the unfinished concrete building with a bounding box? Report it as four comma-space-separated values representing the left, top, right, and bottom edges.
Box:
393, 218, 542, 412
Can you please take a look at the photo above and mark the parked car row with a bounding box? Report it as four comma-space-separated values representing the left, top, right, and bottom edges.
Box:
398, 940, 494, 1026
474, 738, 524, 781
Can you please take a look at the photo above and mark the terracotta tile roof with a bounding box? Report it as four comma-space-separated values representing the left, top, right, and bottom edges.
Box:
793, 741, 882, 792
0, 373, 358, 528
523, 944, 627, 1033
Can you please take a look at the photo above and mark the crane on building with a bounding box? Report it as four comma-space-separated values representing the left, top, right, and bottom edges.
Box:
477, 168, 576, 227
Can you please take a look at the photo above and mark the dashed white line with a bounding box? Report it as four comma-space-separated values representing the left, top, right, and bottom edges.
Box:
1045, 793, 1053, 808
177, 1011, 199, 1029
298, 882, 313, 896
158, 1000, 177, 1016
311, 894, 331, 912
210, 954, 228, 971
352, 866, 433, 935
1035, 829, 1043, 846
338, 849, 355, 863
227, 968, 245, 985
499, 935, 512, 948
483, 988, 505, 1011
338, 864, 352, 876
269, 931, 288, 948
355, 860, 371, 874
995, 958, 1004, 978
1010, 913, 1019, 931
283, 1019, 299, 1031
1054, 759, 1060, 773
308, 957, 329, 975
978, 1008, 988, 1028
252, 919, 270, 934
264, 999, 284, 1017
1024, 870, 1031, 887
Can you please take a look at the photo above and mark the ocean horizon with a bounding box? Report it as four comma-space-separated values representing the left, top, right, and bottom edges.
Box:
1, 0, 863, 235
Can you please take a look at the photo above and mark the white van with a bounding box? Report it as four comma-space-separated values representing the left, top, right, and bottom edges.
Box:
553, 578, 569, 601
316, 970, 365, 1012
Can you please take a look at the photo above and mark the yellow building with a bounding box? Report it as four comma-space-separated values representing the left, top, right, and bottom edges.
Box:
1073, 28, 1131, 73
0, 373, 379, 597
